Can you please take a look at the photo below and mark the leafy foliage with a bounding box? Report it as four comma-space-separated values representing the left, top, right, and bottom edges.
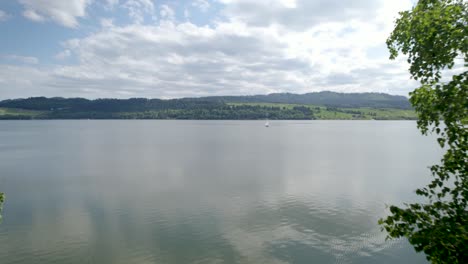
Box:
379, 0, 468, 263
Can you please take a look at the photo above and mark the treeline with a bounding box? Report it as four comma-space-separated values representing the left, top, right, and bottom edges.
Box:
116, 105, 313, 120
0, 93, 415, 120
0, 97, 224, 112
0, 91, 412, 111
6, 105, 314, 120
198, 91, 412, 109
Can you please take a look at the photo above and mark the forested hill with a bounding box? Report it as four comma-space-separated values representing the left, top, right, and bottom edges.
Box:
0, 91, 411, 110
0, 97, 224, 112
198, 91, 411, 109
0, 92, 415, 120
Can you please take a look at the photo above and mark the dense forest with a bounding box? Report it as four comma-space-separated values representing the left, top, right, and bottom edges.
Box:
0, 92, 415, 120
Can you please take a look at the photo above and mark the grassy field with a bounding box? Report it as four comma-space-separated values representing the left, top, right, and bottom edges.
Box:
0, 108, 45, 118
228, 102, 417, 120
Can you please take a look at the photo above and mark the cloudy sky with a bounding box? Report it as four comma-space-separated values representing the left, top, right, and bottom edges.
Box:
0, 0, 419, 99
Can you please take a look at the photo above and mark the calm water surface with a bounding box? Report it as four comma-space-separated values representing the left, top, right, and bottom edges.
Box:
0, 121, 441, 263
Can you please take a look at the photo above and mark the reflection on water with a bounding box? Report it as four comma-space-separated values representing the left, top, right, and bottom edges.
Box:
0, 121, 440, 263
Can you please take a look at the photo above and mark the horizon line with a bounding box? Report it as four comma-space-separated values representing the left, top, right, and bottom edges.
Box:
0, 90, 410, 101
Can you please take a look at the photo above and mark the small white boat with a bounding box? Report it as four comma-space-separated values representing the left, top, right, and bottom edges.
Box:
265, 121, 270, 127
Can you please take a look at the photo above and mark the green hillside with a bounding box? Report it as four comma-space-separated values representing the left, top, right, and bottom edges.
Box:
0, 92, 416, 120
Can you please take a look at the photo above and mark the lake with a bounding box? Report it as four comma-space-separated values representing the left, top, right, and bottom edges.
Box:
0, 120, 441, 263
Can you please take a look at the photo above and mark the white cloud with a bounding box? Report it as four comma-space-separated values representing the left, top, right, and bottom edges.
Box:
279, 0, 297, 9
122, 0, 156, 24
0, 65, 52, 99
3, 54, 39, 64
1, 0, 420, 99
22, 9, 45, 22
55, 50, 72, 60
19, 0, 91, 28
0, 10, 11, 21
160, 5, 175, 21
100, 18, 114, 28
219, 0, 383, 30
192, 0, 210, 12
105, 0, 120, 8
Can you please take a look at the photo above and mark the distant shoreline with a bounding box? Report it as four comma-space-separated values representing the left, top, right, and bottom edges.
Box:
0, 119, 418, 121
0, 116, 417, 121
0, 92, 415, 120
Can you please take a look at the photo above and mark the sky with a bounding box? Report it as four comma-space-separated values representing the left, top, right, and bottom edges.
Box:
0, 0, 421, 99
